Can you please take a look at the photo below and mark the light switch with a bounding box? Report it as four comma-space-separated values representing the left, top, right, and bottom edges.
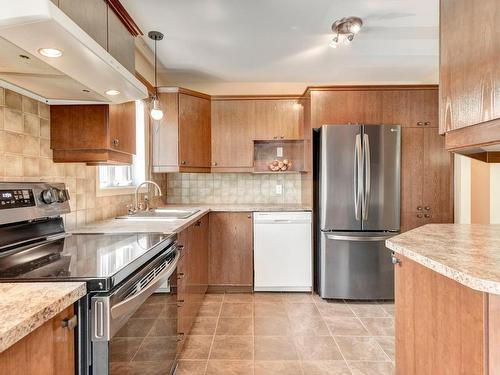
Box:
276, 147, 283, 157
276, 185, 283, 195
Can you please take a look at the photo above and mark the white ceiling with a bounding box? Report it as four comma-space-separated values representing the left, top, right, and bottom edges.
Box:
122, 0, 439, 87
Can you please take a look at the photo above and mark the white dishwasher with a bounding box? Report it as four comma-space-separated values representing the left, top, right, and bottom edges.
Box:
253, 211, 312, 292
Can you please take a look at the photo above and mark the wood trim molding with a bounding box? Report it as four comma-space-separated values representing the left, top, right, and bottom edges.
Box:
135, 72, 155, 95
106, 0, 143, 36
158, 87, 211, 100
212, 94, 303, 101
302, 84, 438, 96
445, 118, 500, 151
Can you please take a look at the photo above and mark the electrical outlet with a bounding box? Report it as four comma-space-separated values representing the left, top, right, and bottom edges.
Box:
276, 147, 283, 157
276, 184, 283, 195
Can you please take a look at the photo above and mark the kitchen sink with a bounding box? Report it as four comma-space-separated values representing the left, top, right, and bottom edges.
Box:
116, 208, 200, 220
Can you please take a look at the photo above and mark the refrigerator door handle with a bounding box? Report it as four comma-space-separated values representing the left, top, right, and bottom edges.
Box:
326, 234, 393, 242
362, 133, 371, 221
354, 133, 362, 221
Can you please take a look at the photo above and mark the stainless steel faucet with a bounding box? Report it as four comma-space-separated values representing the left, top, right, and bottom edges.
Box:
134, 180, 162, 212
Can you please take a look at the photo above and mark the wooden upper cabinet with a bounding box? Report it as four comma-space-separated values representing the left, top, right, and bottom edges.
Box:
107, 7, 135, 73
59, 0, 108, 50
56, 0, 137, 74
50, 101, 136, 164
440, 0, 500, 158
179, 93, 211, 168
152, 88, 211, 173
211, 100, 256, 170
310, 87, 438, 128
254, 99, 303, 140
208, 212, 253, 288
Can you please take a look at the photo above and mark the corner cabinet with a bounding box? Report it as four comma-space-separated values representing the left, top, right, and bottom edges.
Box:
0, 306, 76, 375
152, 88, 211, 173
440, 0, 500, 160
50, 101, 136, 164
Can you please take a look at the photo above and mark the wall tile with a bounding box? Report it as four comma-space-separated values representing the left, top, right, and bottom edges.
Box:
4, 132, 23, 154
5, 90, 22, 111
23, 157, 40, 177
24, 114, 40, 136
40, 118, 50, 138
4, 108, 23, 133
4, 155, 23, 177
40, 139, 52, 158
38, 102, 50, 119
165, 172, 302, 205
22, 96, 39, 115
23, 135, 40, 156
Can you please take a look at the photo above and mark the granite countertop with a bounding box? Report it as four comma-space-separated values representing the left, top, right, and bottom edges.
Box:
386, 224, 500, 295
0, 282, 86, 353
72, 204, 312, 235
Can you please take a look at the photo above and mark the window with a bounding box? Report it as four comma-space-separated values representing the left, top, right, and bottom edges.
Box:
98, 100, 146, 190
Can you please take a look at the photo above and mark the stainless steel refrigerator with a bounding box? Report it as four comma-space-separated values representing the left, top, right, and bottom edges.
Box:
317, 124, 400, 299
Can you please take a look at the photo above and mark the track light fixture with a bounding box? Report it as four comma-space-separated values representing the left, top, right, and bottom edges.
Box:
329, 17, 362, 49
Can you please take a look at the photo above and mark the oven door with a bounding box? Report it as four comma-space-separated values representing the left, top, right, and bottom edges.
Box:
90, 246, 181, 375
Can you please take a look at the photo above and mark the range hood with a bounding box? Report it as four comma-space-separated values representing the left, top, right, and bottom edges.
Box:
0, 0, 148, 104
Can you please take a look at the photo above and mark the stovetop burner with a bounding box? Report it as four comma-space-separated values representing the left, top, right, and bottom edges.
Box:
0, 232, 176, 291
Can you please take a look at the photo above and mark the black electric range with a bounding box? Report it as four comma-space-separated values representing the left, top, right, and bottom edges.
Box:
0, 182, 181, 375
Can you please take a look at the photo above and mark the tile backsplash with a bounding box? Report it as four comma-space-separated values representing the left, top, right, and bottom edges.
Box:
165, 172, 302, 204
0, 87, 136, 229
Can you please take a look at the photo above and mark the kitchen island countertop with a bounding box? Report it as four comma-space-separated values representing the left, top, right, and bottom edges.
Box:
0, 282, 86, 353
386, 224, 500, 295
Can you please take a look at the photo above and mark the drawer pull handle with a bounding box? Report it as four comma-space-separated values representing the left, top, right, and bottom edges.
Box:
61, 315, 78, 330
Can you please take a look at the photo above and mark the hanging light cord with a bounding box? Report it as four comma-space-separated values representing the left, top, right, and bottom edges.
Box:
154, 37, 158, 98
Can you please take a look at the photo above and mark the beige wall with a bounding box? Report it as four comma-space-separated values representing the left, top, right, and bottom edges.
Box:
0, 87, 137, 229
454, 155, 500, 224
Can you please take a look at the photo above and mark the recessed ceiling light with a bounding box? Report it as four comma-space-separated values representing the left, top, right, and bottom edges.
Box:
38, 48, 63, 58
105, 89, 120, 96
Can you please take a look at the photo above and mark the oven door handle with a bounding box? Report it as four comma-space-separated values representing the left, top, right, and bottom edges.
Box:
110, 250, 180, 319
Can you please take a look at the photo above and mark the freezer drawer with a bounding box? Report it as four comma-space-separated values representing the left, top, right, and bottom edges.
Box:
254, 212, 312, 292
319, 232, 395, 299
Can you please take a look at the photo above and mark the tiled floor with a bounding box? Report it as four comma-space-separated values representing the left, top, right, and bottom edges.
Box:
177, 292, 395, 375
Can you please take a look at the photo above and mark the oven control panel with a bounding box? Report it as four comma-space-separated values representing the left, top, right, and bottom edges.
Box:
0, 189, 35, 210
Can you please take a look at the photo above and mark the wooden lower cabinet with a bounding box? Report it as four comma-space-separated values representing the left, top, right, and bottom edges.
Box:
394, 255, 500, 375
0, 306, 76, 375
176, 214, 209, 337
208, 212, 253, 289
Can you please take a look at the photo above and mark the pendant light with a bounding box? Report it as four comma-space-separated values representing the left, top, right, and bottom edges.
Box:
148, 31, 164, 121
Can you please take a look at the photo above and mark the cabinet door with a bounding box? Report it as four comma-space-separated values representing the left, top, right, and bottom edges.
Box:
277, 100, 303, 139
179, 93, 211, 168
311, 90, 384, 128
423, 128, 454, 224
440, 0, 500, 133
107, 7, 135, 73
109, 101, 136, 155
400, 128, 424, 232
176, 227, 192, 336
192, 214, 209, 295
59, 0, 107, 49
381, 90, 438, 128
254, 100, 303, 140
211, 100, 255, 168
0, 306, 75, 375
209, 212, 253, 287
